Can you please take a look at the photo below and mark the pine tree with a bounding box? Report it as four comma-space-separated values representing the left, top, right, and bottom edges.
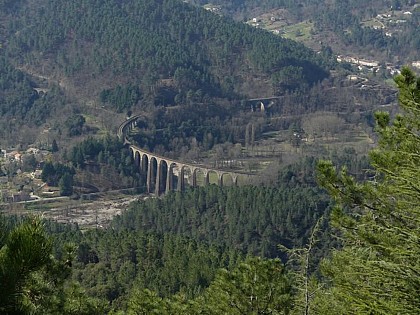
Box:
203, 257, 294, 314
52, 139, 59, 152
315, 67, 420, 314
126, 257, 294, 314
0, 217, 105, 314
59, 173, 74, 196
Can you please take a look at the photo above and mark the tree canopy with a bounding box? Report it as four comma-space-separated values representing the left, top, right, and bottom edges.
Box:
3, 66, 419, 314
3, 0, 330, 102
315, 67, 420, 314
0, 217, 105, 314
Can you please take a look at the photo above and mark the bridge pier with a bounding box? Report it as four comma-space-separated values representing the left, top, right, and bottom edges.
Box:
146, 160, 152, 193
191, 168, 197, 187
232, 174, 238, 186
166, 165, 173, 193
204, 171, 209, 186
155, 160, 161, 195
217, 172, 223, 187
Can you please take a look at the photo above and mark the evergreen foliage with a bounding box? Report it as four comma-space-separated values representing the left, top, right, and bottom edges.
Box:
67, 135, 144, 189
52, 139, 59, 152
0, 218, 53, 314
100, 85, 142, 113
59, 173, 74, 196
113, 182, 329, 259
3, 0, 330, 101
315, 67, 420, 314
49, 225, 243, 306
0, 56, 58, 126
202, 257, 294, 314
0, 217, 105, 314
126, 257, 294, 314
41, 161, 75, 186
65, 114, 86, 137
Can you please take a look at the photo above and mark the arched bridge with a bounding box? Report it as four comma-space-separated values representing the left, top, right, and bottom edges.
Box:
118, 115, 250, 195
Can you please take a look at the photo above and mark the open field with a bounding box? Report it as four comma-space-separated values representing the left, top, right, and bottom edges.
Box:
280, 21, 314, 41
1, 191, 141, 229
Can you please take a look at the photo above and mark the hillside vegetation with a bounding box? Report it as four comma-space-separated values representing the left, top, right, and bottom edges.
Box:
192, 0, 419, 63
2, 0, 329, 102
0, 0, 336, 151
1, 68, 418, 312
1, 0, 399, 200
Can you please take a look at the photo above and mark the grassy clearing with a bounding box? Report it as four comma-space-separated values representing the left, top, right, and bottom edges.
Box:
238, 117, 375, 176
82, 113, 110, 136
281, 21, 314, 41
361, 19, 384, 29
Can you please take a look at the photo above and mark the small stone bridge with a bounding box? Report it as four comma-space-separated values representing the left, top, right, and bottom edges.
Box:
118, 115, 251, 195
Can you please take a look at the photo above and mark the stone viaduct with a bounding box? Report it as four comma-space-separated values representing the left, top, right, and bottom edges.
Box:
118, 115, 247, 195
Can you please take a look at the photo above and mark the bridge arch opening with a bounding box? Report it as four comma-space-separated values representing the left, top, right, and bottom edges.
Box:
173, 165, 191, 191
141, 154, 149, 176
192, 168, 207, 187
148, 157, 158, 193
221, 173, 235, 186
134, 151, 141, 169
207, 170, 220, 185
157, 160, 169, 195
166, 162, 177, 192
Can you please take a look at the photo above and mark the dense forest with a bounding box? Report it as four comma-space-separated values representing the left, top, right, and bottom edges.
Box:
1, 0, 418, 313
49, 221, 243, 308
0, 0, 340, 149
2, 157, 332, 311
2, 0, 330, 103
66, 135, 144, 191
3, 149, 370, 311
0, 56, 67, 128
0, 0, 399, 153
1, 69, 419, 314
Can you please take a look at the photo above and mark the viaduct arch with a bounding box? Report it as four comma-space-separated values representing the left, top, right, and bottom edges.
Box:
118, 115, 246, 195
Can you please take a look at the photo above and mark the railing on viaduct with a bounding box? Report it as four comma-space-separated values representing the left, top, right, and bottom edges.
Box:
118, 115, 251, 195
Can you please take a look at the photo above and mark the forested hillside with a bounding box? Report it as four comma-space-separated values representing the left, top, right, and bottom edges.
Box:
2, 0, 329, 104
1, 69, 418, 314
0, 56, 69, 142
1, 0, 418, 313
49, 223, 243, 307
0, 0, 337, 150
193, 0, 419, 63
115, 183, 328, 258
2, 156, 334, 311
1, 153, 370, 310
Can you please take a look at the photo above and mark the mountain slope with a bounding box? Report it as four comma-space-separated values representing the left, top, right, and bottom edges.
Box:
2, 0, 330, 103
